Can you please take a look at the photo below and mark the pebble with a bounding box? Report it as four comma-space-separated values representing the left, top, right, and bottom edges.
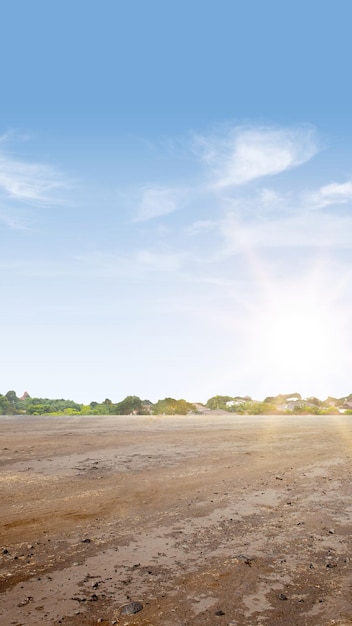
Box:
120, 601, 143, 615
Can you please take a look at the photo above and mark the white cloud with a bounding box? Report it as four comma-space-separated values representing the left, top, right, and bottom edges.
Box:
65, 248, 188, 279
0, 149, 67, 203
220, 210, 352, 252
0, 209, 28, 230
304, 180, 352, 209
258, 188, 285, 210
134, 185, 181, 221
186, 220, 217, 235
135, 249, 185, 271
194, 125, 319, 188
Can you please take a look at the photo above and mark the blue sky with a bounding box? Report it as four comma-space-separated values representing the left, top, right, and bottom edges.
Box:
1, 1, 352, 403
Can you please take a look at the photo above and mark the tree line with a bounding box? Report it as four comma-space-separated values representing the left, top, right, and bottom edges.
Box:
0, 391, 196, 416
1, 390, 351, 416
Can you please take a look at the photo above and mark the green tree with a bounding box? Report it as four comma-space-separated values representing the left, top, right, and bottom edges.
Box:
0, 394, 10, 414
112, 395, 145, 415
206, 395, 234, 410
153, 397, 195, 415
3, 390, 19, 414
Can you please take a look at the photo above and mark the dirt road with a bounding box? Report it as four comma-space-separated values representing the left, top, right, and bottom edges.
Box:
1, 414, 352, 625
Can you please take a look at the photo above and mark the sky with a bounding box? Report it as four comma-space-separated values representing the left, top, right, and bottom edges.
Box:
1, 0, 352, 404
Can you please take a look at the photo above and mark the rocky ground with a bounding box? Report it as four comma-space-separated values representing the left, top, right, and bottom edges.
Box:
1, 413, 352, 626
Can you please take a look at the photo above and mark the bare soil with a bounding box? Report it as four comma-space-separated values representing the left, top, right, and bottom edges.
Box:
1, 413, 352, 626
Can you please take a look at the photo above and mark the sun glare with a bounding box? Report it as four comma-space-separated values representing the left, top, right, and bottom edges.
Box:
244, 269, 347, 396
258, 298, 332, 365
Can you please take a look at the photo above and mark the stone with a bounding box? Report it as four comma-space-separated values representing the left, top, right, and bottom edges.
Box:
120, 601, 143, 615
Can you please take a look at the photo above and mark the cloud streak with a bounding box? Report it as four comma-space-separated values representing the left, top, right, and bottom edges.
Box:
304, 180, 352, 209
0, 142, 67, 204
134, 185, 182, 221
0, 208, 28, 230
220, 210, 352, 253
194, 125, 319, 188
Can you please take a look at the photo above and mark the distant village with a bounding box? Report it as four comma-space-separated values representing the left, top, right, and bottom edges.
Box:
1, 390, 352, 416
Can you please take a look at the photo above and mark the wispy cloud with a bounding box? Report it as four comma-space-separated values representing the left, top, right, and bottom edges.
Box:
220, 210, 352, 252
303, 180, 352, 209
134, 185, 182, 221
186, 219, 217, 235
0, 208, 28, 230
135, 249, 186, 271
194, 125, 319, 188
0, 133, 69, 206
0, 153, 66, 203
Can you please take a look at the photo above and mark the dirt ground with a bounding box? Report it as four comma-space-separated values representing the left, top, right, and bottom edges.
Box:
1, 414, 352, 626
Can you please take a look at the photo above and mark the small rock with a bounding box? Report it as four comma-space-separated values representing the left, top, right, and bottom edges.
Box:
2, 549, 9, 554
120, 601, 143, 615
326, 562, 337, 568
279, 593, 288, 600
82, 538, 91, 543
215, 610, 225, 616
328, 529, 335, 534
90, 594, 98, 601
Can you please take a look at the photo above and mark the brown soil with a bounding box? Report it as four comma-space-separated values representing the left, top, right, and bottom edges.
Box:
1, 413, 352, 626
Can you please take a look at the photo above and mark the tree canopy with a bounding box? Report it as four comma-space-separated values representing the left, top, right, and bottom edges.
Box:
0, 389, 350, 416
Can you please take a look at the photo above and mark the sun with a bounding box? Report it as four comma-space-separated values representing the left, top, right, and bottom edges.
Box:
257, 296, 333, 368
243, 268, 347, 397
